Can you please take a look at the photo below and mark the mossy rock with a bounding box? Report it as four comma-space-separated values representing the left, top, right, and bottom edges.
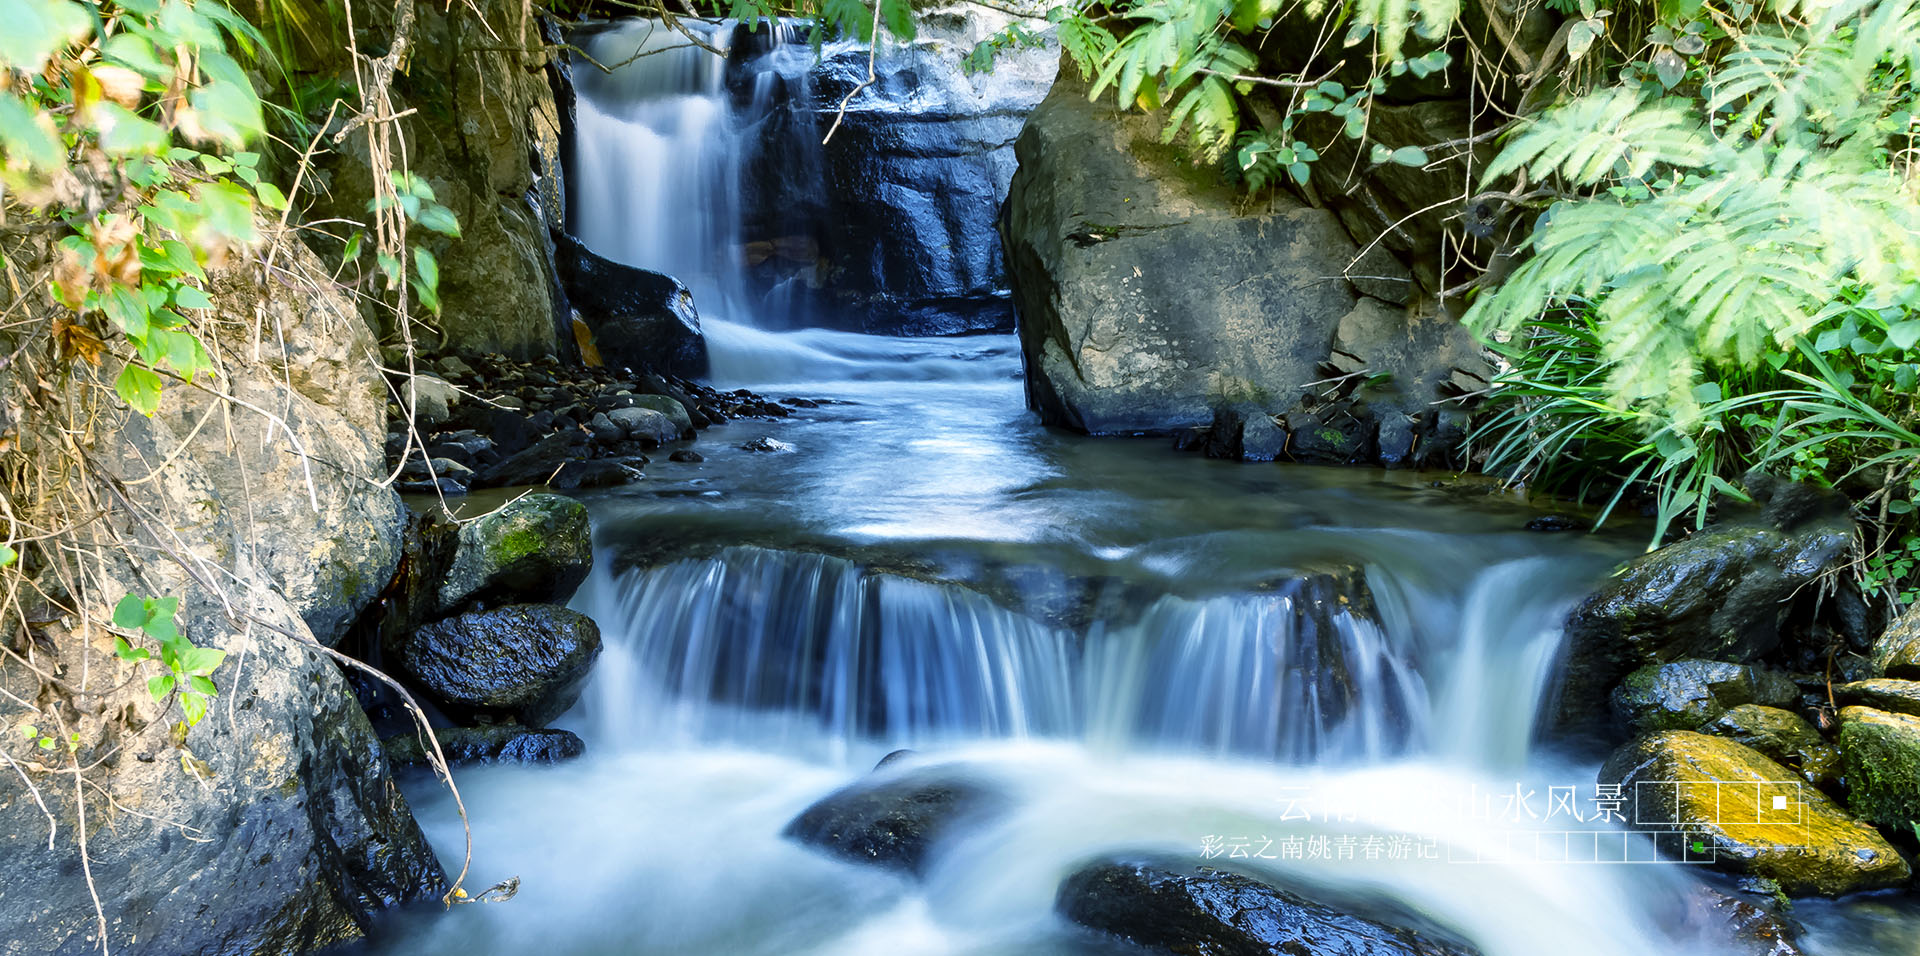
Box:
1600, 730, 1908, 895
1610, 659, 1798, 735
1837, 706, 1920, 832
1873, 605, 1920, 678
437, 492, 592, 613
1702, 704, 1842, 788
626, 393, 692, 434
1835, 679, 1920, 718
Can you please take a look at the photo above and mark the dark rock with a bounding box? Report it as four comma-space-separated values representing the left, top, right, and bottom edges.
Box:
1834, 678, 1920, 717
554, 230, 708, 376
476, 430, 587, 487
1553, 522, 1854, 731
607, 405, 679, 444
668, 449, 705, 463
1526, 514, 1581, 532
1610, 659, 1799, 734
1873, 602, 1920, 678
397, 478, 469, 497
741, 436, 796, 453
425, 441, 476, 466
382, 724, 585, 769
1056, 858, 1479, 956
783, 766, 1002, 877
551, 458, 641, 489
1744, 471, 1852, 532
437, 492, 592, 613
1678, 885, 1806, 956
395, 604, 603, 727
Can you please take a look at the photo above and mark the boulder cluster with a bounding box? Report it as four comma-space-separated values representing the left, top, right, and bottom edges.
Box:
382, 352, 795, 495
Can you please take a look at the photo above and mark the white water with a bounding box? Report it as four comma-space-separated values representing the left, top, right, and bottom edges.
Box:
354, 21, 1902, 956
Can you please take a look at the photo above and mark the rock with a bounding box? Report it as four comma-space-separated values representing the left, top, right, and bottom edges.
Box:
1610, 660, 1799, 734
1873, 603, 1920, 678
1836, 706, 1920, 830
587, 410, 623, 444
1526, 515, 1581, 532
1678, 886, 1806, 956
382, 724, 585, 769
437, 493, 593, 613
551, 458, 642, 489
1056, 859, 1480, 956
1703, 705, 1841, 787
0, 233, 441, 953
668, 449, 704, 463
1001, 70, 1484, 464
401, 456, 475, 485
783, 765, 1002, 877
607, 406, 680, 445
401, 375, 461, 429
1835, 678, 1920, 716
554, 231, 708, 376
625, 393, 693, 434
395, 604, 603, 727
1554, 522, 1854, 730
424, 441, 476, 466
398, 477, 469, 497
476, 430, 588, 487
1598, 731, 1908, 895
435, 355, 476, 379
741, 436, 796, 453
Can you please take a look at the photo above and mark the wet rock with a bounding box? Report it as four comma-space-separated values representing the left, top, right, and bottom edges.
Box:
551, 458, 642, 489
1873, 603, 1920, 678
1678, 885, 1806, 956
607, 406, 679, 445
1610, 659, 1799, 734
1835, 678, 1920, 717
398, 477, 469, 497
1526, 514, 1581, 532
1836, 706, 1920, 830
668, 449, 705, 463
555, 231, 708, 377
783, 765, 1002, 877
401, 373, 461, 427
401, 456, 475, 486
587, 411, 623, 444
477, 430, 587, 487
626, 393, 694, 434
1056, 859, 1480, 956
382, 724, 585, 769
395, 604, 602, 727
1702, 705, 1842, 787
741, 436, 796, 453
1598, 731, 1908, 895
1554, 522, 1854, 731
437, 492, 592, 613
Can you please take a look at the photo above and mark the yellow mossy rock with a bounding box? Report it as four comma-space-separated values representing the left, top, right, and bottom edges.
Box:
1600, 730, 1909, 896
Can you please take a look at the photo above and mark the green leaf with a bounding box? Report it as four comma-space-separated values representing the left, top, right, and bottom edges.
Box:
194, 181, 258, 244
113, 594, 148, 629
181, 692, 208, 727
253, 181, 289, 211
0, 543, 14, 568
179, 647, 225, 676
19, 723, 36, 738
148, 673, 176, 701
0, 0, 93, 72
115, 364, 164, 416
341, 232, 363, 266
414, 204, 460, 237
1388, 146, 1429, 166
0, 93, 65, 171
173, 285, 214, 310
1888, 321, 1920, 351
113, 636, 151, 662
188, 675, 218, 696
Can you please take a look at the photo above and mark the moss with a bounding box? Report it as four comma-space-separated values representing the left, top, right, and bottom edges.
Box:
1838, 707, 1920, 830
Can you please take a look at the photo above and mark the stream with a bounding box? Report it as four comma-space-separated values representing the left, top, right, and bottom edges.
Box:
357, 18, 1916, 956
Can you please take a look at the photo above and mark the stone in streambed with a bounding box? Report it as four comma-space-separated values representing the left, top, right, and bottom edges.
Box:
1610, 659, 1798, 734
783, 765, 1003, 877
1599, 730, 1907, 895
551, 458, 642, 490
625, 393, 693, 435
1676, 885, 1807, 956
1056, 858, 1481, 956
395, 604, 601, 727
1836, 706, 1920, 831
1835, 678, 1920, 717
1702, 704, 1841, 787
437, 492, 592, 613
607, 406, 679, 445
668, 449, 704, 463
382, 724, 585, 769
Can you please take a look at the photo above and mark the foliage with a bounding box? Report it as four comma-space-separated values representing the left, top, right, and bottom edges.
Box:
112, 595, 226, 727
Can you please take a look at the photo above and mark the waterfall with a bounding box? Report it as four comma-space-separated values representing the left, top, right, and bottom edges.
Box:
572, 546, 1580, 766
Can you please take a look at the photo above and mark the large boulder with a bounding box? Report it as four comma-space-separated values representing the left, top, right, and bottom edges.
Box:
784, 763, 1003, 877
395, 604, 603, 727
736, 6, 1058, 335
554, 231, 708, 376
1552, 522, 1853, 730
1610, 660, 1799, 734
437, 493, 594, 613
1001, 67, 1485, 464
0, 232, 443, 954
1702, 705, 1841, 788
1056, 859, 1480, 956
1835, 706, 1920, 831
1599, 731, 1908, 895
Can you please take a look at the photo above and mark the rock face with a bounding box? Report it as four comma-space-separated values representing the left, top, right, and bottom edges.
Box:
783, 765, 1002, 877
1610, 660, 1799, 734
396, 604, 603, 727
554, 231, 708, 376
1702, 705, 1841, 787
1874, 603, 1920, 678
737, 7, 1059, 335
1001, 68, 1485, 464
0, 233, 443, 954
1552, 522, 1853, 730
437, 493, 594, 614
1836, 706, 1920, 830
1599, 731, 1908, 895
1056, 859, 1480, 956
382, 724, 586, 769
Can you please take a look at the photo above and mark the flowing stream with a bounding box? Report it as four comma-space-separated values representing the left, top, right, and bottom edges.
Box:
358, 19, 1913, 956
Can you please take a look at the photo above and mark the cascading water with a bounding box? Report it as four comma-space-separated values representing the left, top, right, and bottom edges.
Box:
357, 17, 1903, 956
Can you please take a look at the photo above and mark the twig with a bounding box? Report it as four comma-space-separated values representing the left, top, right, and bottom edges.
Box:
823, 0, 887, 145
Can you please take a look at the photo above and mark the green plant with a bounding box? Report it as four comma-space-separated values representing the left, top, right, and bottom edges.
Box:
112, 595, 227, 727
